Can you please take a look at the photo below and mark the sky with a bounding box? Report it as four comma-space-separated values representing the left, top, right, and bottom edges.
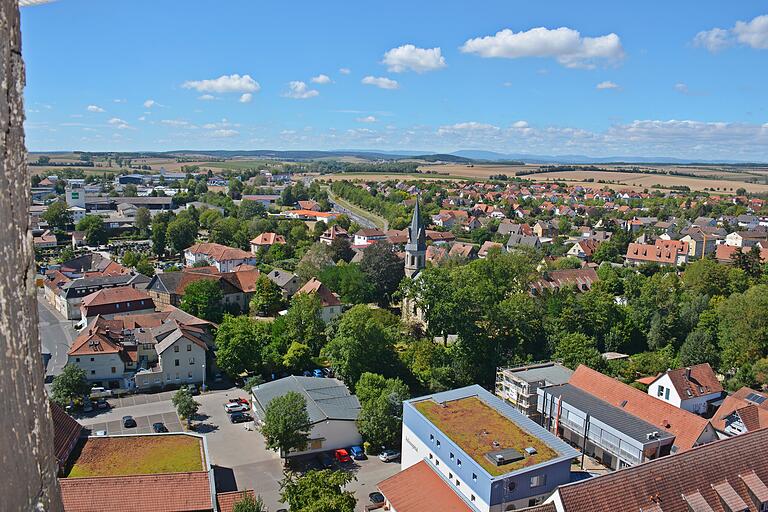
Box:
19, 0, 768, 160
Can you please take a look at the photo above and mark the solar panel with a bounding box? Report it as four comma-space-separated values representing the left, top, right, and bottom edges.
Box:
746, 392, 766, 405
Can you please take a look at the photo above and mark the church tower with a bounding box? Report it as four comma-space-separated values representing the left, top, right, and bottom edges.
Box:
404, 198, 426, 278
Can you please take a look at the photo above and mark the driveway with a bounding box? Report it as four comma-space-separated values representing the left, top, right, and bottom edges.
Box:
85, 411, 183, 435
37, 290, 76, 377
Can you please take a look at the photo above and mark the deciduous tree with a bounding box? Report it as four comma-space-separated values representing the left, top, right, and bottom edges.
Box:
180, 279, 224, 322
261, 391, 311, 460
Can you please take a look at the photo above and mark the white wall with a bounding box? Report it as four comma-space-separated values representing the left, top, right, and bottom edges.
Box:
649, 374, 721, 414
648, 375, 681, 408
68, 353, 127, 385
290, 419, 362, 456
156, 337, 206, 387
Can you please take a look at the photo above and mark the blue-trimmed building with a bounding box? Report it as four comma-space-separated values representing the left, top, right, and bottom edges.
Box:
400, 385, 579, 512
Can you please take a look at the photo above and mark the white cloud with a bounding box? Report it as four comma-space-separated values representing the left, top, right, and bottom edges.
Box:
694, 14, 768, 53
182, 74, 261, 93
210, 129, 239, 138
674, 82, 690, 95
283, 81, 319, 99
382, 44, 447, 73
502, 81, 513, 87
160, 119, 192, 127
361, 76, 399, 89
311, 74, 332, 84
596, 80, 620, 90
138, 116, 146, 122
198, 94, 216, 101
239, 93, 253, 103
339, 68, 351, 75
356, 116, 377, 123
113, 99, 126, 103
512, 120, 529, 129
143, 99, 156, 108
86, 105, 105, 113
108, 117, 130, 129
461, 26, 625, 69
693, 28, 732, 52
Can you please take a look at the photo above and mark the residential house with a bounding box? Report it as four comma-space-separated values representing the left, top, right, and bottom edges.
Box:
532, 220, 554, 238
251, 376, 362, 456
296, 278, 342, 322
715, 244, 768, 265
478, 241, 503, 259
625, 240, 688, 266
79, 287, 156, 325
133, 321, 209, 390
646, 364, 724, 416
680, 228, 720, 259
530, 268, 599, 295
506, 234, 542, 252
249, 232, 286, 253
45, 272, 150, 320
319, 225, 348, 245
67, 318, 139, 389
284, 209, 338, 222
495, 362, 573, 420
34, 230, 57, 249
448, 242, 478, 260
184, 242, 257, 272
297, 199, 320, 211
710, 387, 768, 438
145, 268, 253, 313
353, 228, 387, 246
566, 239, 600, 262
241, 194, 280, 207
266, 268, 301, 298
725, 230, 768, 248
50, 402, 83, 475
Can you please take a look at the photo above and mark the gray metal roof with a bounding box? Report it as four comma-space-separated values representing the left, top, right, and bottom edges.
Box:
502, 362, 573, 385
542, 384, 675, 444
252, 376, 360, 424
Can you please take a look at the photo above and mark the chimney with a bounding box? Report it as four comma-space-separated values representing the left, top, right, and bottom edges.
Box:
685, 367, 691, 379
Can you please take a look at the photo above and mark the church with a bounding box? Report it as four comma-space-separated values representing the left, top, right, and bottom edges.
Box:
402, 199, 427, 326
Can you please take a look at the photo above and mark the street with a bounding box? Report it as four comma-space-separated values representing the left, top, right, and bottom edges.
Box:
37, 289, 75, 378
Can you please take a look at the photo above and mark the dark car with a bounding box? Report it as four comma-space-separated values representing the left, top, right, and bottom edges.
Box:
95, 399, 110, 410
229, 412, 253, 424
369, 492, 385, 504
122, 416, 136, 428
152, 422, 168, 433
318, 452, 334, 469
187, 384, 199, 396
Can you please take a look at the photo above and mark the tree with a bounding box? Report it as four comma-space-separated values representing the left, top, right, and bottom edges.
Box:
250, 275, 285, 316
355, 373, 409, 449
282, 342, 313, 373
151, 214, 171, 257
683, 258, 732, 297
554, 332, 604, 371
679, 329, 720, 368
180, 279, 224, 322
210, 217, 241, 246
123, 184, 138, 197
359, 242, 404, 306
296, 243, 334, 282
239, 199, 266, 220
232, 494, 269, 512
318, 263, 374, 305
135, 257, 155, 277
199, 208, 223, 230
166, 216, 198, 256
50, 364, 90, 406
329, 236, 354, 263
215, 315, 272, 376
122, 250, 140, 268
242, 375, 265, 392
280, 470, 356, 512
76, 215, 109, 245
282, 293, 326, 354
135, 207, 151, 236
718, 284, 768, 370
172, 387, 200, 428
261, 391, 311, 460
41, 200, 72, 230
58, 246, 75, 264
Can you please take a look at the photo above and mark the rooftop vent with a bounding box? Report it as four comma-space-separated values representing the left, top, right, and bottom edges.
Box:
485, 448, 524, 467
524, 447, 537, 456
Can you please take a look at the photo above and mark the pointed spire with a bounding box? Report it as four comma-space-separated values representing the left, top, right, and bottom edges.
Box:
406, 196, 426, 252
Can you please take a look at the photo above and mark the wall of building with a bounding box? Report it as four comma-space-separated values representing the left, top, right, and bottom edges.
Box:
68, 353, 129, 388
287, 419, 362, 457
648, 375, 682, 408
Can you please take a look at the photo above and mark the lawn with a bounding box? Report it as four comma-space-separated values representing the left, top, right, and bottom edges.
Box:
67, 435, 204, 477
414, 397, 558, 476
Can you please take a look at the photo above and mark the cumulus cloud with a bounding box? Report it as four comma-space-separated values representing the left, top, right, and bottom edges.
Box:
361, 76, 399, 89
356, 116, 377, 123
182, 74, 261, 93
239, 93, 253, 103
383, 44, 447, 73
86, 105, 105, 113
596, 80, 620, 90
113, 99, 126, 103
283, 81, 319, 99
143, 99, 156, 108
339, 68, 351, 75
311, 74, 332, 84
461, 26, 625, 69
108, 117, 130, 129
694, 14, 768, 53
210, 129, 239, 138
160, 119, 192, 127
198, 94, 216, 101
674, 82, 690, 95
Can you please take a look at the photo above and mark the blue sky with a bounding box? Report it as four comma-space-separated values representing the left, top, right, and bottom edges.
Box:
20, 0, 768, 160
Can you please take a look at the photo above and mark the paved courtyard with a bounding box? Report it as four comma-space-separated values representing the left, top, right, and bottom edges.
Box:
85, 411, 183, 435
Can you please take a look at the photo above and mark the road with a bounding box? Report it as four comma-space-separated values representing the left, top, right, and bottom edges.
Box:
328, 196, 385, 230
38, 289, 76, 378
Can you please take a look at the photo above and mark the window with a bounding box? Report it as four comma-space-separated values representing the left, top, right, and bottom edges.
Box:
126, 302, 131, 307
450, 452, 454, 460
175, 359, 180, 367
472, 473, 477, 482
530, 475, 546, 488
187, 344, 192, 351
436, 440, 441, 448
457, 459, 462, 467
174, 346, 180, 353
188, 372, 192, 378
448, 472, 453, 479
435, 460, 439, 466
430, 434, 434, 442
665, 388, 670, 400
428, 453, 433, 460
175, 373, 180, 380
189, 357, 195, 365
471, 495, 476, 502
90, 357, 94, 362
455, 479, 460, 487
75, 357, 80, 362
657, 386, 664, 397
167, 375, 171, 381
90, 370, 95, 375
111, 367, 116, 373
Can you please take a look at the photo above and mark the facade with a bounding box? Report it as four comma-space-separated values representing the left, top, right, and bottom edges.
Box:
625, 240, 689, 266
353, 228, 388, 246
320, 225, 349, 245
184, 242, 257, 272
45, 273, 149, 320
266, 268, 301, 298
710, 387, 768, 438
495, 362, 573, 420
296, 278, 343, 323
646, 364, 724, 415
250, 376, 362, 456
401, 386, 579, 512
79, 287, 155, 325
249, 232, 286, 252
133, 325, 208, 390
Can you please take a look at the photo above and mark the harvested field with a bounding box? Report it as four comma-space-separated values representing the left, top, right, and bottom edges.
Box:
414, 396, 557, 476
67, 434, 204, 477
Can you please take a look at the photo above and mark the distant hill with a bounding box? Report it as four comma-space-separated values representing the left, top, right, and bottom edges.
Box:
450, 150, 759, 165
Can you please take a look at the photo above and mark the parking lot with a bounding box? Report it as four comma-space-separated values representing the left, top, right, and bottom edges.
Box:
85, 411, 183, 435
108, 390, 177, 408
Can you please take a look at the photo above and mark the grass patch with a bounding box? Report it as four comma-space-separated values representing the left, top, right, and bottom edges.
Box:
67, 435, 203, 477
414, 397, 557, 476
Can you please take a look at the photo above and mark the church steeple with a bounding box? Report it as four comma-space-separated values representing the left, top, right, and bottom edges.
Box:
405, 198, 426, 278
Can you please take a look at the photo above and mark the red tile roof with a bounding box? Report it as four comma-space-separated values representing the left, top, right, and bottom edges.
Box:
297, 278, 341, 307
250, 232, 286, 246
59, 471, 213, 512
378, 461, 472, 512
711, 387, 768, 433
186, 242, 254, 261
81, 286, 152, 307
50, 402, 83, 468
651, 363, 723, 400
625, 242, 680, 264
217, 490, 256, 512
555, 428, 768, 512
569, 365, 713, 451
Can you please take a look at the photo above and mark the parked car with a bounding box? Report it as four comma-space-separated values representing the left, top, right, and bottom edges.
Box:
93, 430, 107, 437
95, 399, 110, 410
349, 445, 366, 460
378, 449, 400, 462
224, 402, 249, 413
318, 452, 334, 469
312, 369, 324, 378
122, 416, 137, 428
334, 449, 351, 463
152, 422, 168, 433
228, 397, 249, 406
229, 412, 253, 424
187, 384, 199, 396
369, 492, 385, 505
82, 401, 93, 413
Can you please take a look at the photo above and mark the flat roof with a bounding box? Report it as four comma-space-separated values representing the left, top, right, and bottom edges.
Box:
501, 362, 573, 385
543, 384, 675, 444
413, 394, 560, 477
66, 433, 205, 477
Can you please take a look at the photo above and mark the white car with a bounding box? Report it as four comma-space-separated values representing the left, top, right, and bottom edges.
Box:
224, 402, 249, 414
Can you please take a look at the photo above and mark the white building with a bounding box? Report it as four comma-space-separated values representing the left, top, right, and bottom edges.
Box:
646, 364, 724, 416
184, 242, 257, 272
251, 376, 362, 457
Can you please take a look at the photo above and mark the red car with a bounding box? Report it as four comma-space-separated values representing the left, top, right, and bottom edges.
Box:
334, 449, 351, 463
228, 398, 249, 405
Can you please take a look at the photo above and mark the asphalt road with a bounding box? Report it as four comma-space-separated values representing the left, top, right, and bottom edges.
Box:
329, 198, 378, 229
38, 289, 76, 378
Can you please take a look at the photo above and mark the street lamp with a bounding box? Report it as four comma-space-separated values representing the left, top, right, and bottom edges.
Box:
202, 363, 206, 392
